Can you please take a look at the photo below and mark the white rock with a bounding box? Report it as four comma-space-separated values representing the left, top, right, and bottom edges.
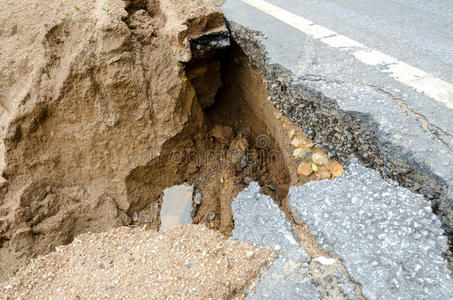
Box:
314, 256, 336, 265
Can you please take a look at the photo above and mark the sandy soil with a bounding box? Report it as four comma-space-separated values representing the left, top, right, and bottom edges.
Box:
0, 224, 275, 299
0, 0, 227, 280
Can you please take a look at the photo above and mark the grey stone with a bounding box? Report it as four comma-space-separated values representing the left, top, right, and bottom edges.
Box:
131, 211, 138, 222
240, 155, 248, 169
193, 192, 202, 205
160, 183, 193, 231
289, 159, 453, 300
231, 182, 321, 300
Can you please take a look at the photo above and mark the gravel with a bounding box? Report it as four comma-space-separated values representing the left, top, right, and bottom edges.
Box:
1, 225, 275, 299
289, 159, 453, 300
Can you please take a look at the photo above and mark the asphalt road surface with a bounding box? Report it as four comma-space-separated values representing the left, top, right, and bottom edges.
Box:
222, 0, 453, 141
222, 0, 453, 220
221, 2, 453, 297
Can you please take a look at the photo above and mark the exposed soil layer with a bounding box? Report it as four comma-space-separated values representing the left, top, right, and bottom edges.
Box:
0, 0, 228, 280
130, 45, 345, 236
0, 0, 343, 281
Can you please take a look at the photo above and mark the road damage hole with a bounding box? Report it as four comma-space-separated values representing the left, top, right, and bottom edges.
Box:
0, 0, 344, 279
127, 43, 345, 235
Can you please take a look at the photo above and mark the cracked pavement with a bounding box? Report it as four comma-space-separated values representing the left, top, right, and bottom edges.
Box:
222, 0, 453, 239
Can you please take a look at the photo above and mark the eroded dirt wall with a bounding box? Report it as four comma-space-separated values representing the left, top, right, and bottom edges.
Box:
0, 0, 228, 280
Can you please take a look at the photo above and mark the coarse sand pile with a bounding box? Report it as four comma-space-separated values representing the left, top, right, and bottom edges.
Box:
1, 225, 275, 299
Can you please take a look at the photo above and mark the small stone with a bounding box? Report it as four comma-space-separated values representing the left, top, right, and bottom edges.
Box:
193, 192, 202, 205
288, 129, 296, 139
291, 137, 305, 148
305, 143, 315, 149
240, 156, 248, 168
329, 161, 344, 177
121, 248, 127, 253
109, 259, 114, 265
293, 148, 310, 160
318, 167, 331, 180
312, 152, 328, 166
132, 211, 138, 222
312, 163, 319, 172
244, 177, 253, 185
207, 214, 216, 222
245, 251, 254, 260
297, 162, 313, 176
314, 256, 336, 265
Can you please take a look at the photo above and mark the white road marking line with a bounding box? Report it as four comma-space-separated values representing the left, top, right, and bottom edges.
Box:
241, 0, 453, 110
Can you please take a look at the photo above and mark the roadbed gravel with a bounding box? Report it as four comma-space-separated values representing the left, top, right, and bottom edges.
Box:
1, 225, 275, 300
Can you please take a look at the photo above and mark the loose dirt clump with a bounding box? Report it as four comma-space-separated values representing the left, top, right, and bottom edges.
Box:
0, 224, 275, 299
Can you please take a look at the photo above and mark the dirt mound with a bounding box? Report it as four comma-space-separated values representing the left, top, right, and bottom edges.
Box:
0, 224, 275, 299
0, 0, 228, 280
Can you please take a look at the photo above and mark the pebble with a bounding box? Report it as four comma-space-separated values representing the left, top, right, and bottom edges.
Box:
244, 177, 253, 185
193, 192, 203, 205
293, 148, 311, 160
297, 162, 313, 176
312, 164, 319, 172
132, 212, 139, 222
314, 256, 336, 266
240, 156, 248, 168
318, 167, 331, 180
312, 152, 329, 166
291, 137, 305, 148
288, 129, 296, 139
328, 161, 344, 177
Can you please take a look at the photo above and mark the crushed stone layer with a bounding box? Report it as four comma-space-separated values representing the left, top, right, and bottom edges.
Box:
0, 225, 275, 300
289, 158, 453, 300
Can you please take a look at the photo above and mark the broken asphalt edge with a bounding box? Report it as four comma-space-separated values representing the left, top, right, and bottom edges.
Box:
225, 20, 453, 241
